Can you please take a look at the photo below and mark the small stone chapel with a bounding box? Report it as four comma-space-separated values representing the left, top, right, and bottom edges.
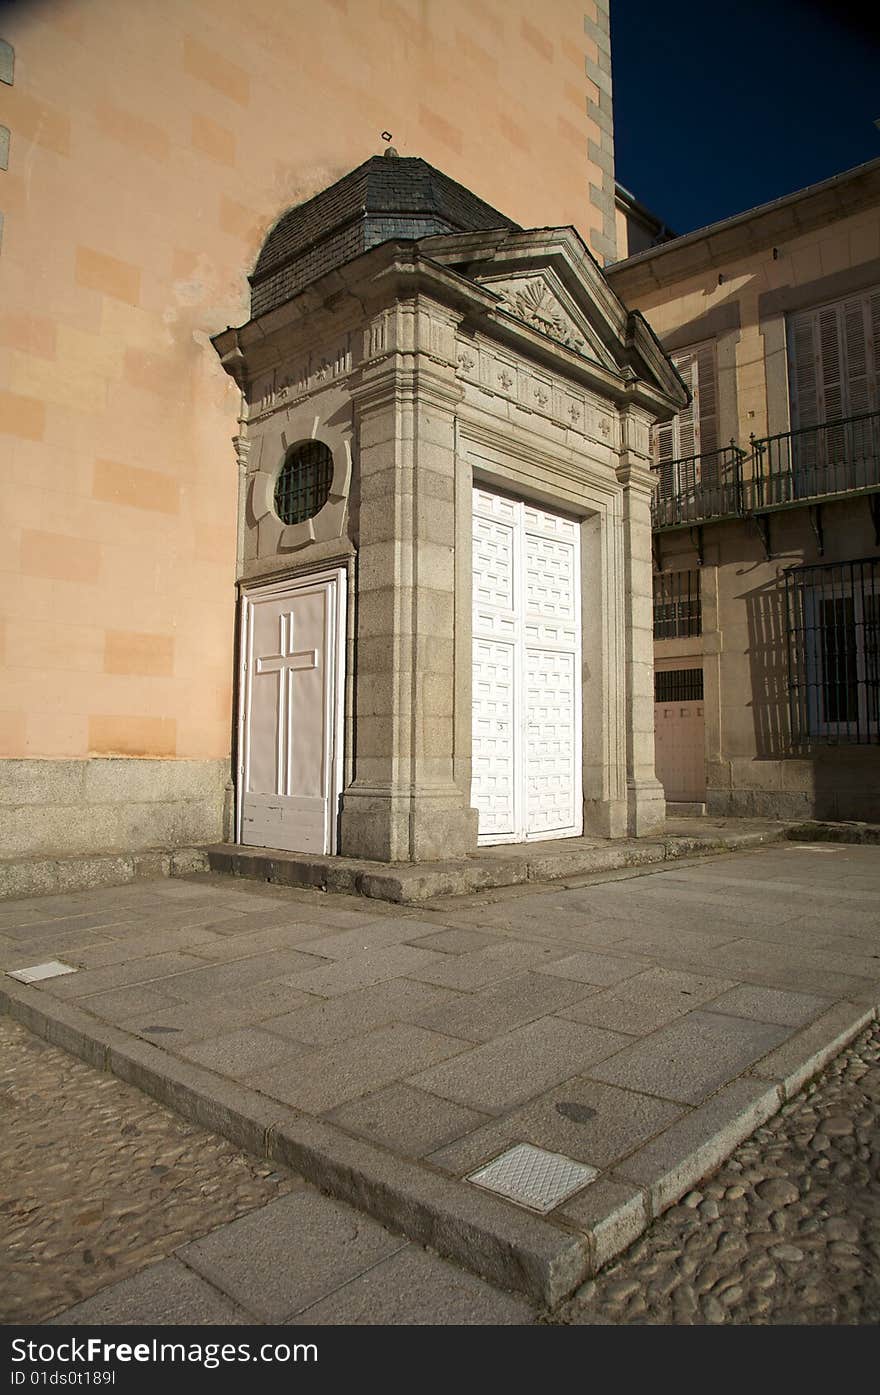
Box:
211, 152, 687, 865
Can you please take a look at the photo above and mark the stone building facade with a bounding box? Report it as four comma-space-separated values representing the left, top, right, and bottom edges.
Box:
0, 2, 624, 890
213, 156, 685, 862
608, 158, 880, 820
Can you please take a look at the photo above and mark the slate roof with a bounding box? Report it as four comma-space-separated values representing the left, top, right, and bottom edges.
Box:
250, 155, 520, 318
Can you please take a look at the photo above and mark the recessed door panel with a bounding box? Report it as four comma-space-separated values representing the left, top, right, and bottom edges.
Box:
238, 571, 346, 854
472, 488, 582, 844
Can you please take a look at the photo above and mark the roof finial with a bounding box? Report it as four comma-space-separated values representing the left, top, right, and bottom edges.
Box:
381, 131, 399, 157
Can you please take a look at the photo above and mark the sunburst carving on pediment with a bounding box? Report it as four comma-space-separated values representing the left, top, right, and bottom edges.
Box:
487, 276, 594, 360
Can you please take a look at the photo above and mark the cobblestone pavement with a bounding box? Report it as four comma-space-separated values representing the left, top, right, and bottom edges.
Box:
552, 1021, 880, 1325
0, 1017, 297, 1323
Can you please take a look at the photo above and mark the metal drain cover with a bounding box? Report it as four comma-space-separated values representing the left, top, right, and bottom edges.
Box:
468, 1143, 597, 1213
7, 961, 77, 984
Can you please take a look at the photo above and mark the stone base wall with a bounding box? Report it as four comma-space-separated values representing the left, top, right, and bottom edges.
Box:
707, 755, 880, 822
0, 759, 231, 861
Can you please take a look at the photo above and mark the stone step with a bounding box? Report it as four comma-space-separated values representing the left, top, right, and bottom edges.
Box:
204, 821, 790, 905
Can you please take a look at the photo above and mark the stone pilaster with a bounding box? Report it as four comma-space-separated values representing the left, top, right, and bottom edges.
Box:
617, 409, 666, 836
339, 301, 479, 862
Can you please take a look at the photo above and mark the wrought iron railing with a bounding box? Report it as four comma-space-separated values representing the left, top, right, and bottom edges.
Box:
651, 444, 746, 531
749, 410, 880, 511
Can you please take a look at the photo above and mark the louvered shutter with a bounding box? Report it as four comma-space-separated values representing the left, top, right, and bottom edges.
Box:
818, 305, 845, 423
789, 311, 820, 428
693, 344, 719, 455
674, 352, 698, 458
789, 288, 880, 426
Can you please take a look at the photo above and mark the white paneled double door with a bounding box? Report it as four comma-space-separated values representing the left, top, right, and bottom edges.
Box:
471, 487, 583, 845
237, 570, 346, 854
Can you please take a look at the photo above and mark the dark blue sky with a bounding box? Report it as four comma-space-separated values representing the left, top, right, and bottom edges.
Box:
611, 0, 880, 234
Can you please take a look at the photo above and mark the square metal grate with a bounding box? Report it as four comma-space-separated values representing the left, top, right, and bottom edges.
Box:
468, 1143, 597, 1214
7, 960, 77, 984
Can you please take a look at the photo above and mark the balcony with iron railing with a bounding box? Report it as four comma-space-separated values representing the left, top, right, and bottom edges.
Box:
747, 409, 880, 512
650, 444, 746, 531
650, 409, 880, 532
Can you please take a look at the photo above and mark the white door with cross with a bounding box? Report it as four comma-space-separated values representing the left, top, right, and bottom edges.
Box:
237, 571, 346, 854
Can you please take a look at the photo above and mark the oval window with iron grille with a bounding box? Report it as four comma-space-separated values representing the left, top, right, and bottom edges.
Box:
273, 440, 334, 524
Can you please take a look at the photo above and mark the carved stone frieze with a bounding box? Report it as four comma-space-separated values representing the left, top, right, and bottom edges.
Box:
484, 275, 596, 360
249, 338, 352, 421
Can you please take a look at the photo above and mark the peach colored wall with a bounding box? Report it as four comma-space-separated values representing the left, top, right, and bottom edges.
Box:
0, 0, 607, 762
612, 204, 880, 448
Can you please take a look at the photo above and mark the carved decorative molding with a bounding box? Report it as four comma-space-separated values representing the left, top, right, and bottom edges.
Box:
249, 339, 352, 419
491, 276, 591, 359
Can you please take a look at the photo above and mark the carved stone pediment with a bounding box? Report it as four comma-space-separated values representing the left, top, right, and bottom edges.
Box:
480, 272, 603, 364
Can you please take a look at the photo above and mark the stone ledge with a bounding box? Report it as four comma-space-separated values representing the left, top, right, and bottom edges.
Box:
205, 821, 790, 904
786, 820, 880, 846
0, 847, 210, 901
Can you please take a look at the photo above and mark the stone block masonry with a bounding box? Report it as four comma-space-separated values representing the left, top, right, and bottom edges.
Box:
0, 758, 229, 868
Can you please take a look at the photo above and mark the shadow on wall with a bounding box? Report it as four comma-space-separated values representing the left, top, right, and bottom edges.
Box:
742, 570, 791, 759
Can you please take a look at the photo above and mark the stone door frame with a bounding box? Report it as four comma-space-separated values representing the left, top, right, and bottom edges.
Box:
454, 418, 630, 840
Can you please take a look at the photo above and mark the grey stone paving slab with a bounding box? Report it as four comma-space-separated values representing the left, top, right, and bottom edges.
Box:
696, 938, 877, 998
404, 926, 506, 955
70, 927, 227, 966
294, 1243, 534, 1324
428, 1077, 684, 1176
174, 1027, 313, 1080
78, 984, 180, 1023
123, 983, 324, 1044
294, 919, 430, 961
411, 1018, 631, 1115
411, 941, 573, 992
555, 967, 737, 1035
586, 1009, 791, 1104
284, 943, 448, 998
253, 1022, 470, 1114
263, 977, 465, 1047
49, 1258, 251, 1325
707, 984, 833, 1027
155, 948, 330, 1002
596, 926, 745, 959
38, 953, 208, 999
324, 1083, 491, 1157
177, 1189, 406, 1321
176, 924, 336, 960
412, 971, 594, 1043
535, 949, 652, 987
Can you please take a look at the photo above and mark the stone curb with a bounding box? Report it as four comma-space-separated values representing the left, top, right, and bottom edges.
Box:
204, 825, 788, 905
3, 979, 875, 1307
785, 820, 880, 846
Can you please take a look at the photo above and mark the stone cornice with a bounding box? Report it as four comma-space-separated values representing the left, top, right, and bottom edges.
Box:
607, 157, 880, 297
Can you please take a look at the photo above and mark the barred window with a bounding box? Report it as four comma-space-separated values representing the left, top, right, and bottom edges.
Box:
653, 569, 702, 639
655, 668, 704, 703
786, 558, 880, 744
274, 440, 334, 525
